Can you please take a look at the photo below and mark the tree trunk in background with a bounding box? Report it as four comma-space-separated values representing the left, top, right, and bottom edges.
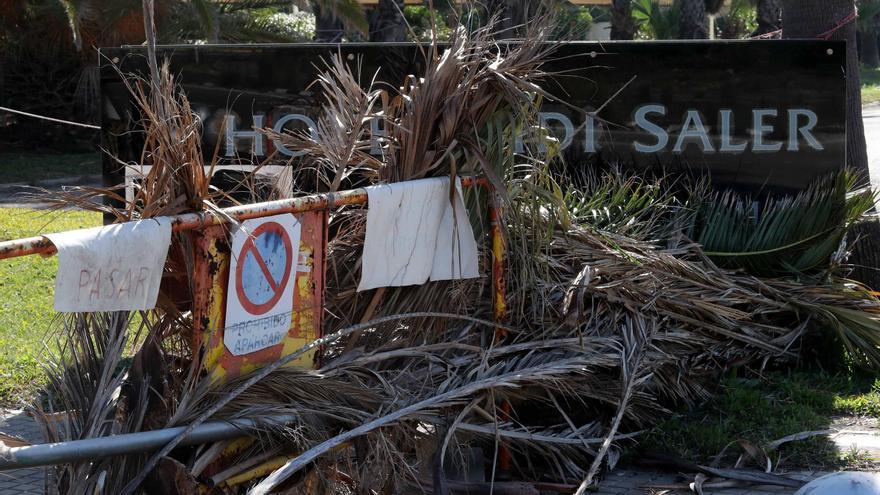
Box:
862, 28, 880, 67
610, 0, 635, 40
369, 0, 406, 42
782, 0, 867, 178
313, 2, 344, 42
704, 0, 725, 16
753, 0, 782, 36
486, 0, 527, 38
783, 0, 880, 290
679, 0, 709, 39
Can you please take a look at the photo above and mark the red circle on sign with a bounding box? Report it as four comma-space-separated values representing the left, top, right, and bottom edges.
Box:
235, 221, 294, 315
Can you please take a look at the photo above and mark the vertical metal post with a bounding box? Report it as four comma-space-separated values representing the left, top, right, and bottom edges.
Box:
489, 194, 507, 340
488, 192, 512, 472
191, 225, 231, 374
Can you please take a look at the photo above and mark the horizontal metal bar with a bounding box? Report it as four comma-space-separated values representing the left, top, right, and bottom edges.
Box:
0, 415, 297, 471
170, 188, 369, 231
0, 188, 368, 261
0, 235, 54, 259
0, 177, 485, 261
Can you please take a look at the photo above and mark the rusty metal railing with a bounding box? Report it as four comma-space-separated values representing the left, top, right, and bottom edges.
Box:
0, 176, 507, 365
0, 178, 492, 260
0, 177, 509, 474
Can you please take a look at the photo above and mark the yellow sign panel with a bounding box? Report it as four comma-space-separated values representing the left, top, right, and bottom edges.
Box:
192, 211, 326, 383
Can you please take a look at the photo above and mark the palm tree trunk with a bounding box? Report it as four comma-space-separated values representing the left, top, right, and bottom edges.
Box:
369, 0, 406, 42
862, 27, 880, 67
313, 2, 344, 42
783, 0, 867, 173
486, 0, 527, 39
610, 0, 635, 40
753, 0, 782, 36
783, 0, 880, 290
679, 0, 709, 39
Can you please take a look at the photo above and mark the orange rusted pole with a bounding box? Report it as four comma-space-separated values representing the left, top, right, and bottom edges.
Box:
489, 195, 507, 340
191, 224, 230, 364
488, 190, 513, 472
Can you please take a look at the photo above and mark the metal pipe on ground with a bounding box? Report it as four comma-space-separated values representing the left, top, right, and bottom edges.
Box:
0, 415, 297, 470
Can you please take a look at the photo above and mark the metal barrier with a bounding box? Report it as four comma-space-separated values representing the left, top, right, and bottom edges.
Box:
192, 210, 328, 379
0, 179, 509, 479
0, 415, 297, 470
0, 175, 506, 396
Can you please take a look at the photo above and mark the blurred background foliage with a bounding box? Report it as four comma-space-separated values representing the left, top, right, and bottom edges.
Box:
0, 0, 876, 153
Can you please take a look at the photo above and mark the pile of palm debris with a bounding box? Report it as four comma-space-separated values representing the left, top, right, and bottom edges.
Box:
27, 13, 880, 495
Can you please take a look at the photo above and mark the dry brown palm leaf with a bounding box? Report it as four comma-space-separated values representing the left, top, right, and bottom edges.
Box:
249, 351, 608, 494
37, 61, 220, 223
262, 54, 386, 193
383, 14, 559, 185
33, 312, 149, 495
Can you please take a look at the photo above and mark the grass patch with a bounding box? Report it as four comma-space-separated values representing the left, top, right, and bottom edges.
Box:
0, 208, 101, 406
835, 379, 880, 417
862, 66, 880, 106
0, 152, 100, 184
638, 370, 880, 471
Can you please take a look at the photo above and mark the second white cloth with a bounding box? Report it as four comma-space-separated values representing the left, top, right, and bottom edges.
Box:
358, 177, 479, 292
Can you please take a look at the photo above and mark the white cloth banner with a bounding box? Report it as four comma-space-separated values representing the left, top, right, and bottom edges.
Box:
46, 218, 172, 312
358, 177, 479, 292
431, 179, 481, 281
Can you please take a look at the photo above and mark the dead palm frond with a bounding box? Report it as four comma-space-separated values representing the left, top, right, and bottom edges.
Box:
249, 351, 602, 494
262, 54, 385, 193
33, 312, 148, 495
35, 60, 221, 222
381, 14, 558, 185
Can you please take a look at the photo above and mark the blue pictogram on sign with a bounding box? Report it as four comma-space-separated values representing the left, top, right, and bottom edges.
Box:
235, 221, 293, 315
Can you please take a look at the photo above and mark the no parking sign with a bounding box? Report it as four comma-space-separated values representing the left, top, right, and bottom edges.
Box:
225, 214, 301, 356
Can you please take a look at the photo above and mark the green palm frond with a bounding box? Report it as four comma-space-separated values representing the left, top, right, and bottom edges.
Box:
564, 171, 679, 241
632, 0, 681, 39
812, 302, 880, 369
691, 171, 875, 277
190, 0, 219, 41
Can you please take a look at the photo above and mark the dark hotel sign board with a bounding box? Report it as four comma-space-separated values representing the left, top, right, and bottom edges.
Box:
100, 40, 845, 193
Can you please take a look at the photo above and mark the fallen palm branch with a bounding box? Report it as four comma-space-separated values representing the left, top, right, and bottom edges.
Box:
121, 312, 515, 494
34, 312, 148, 494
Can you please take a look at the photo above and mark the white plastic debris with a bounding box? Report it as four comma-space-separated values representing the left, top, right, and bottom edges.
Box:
795, 472, 880, 495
